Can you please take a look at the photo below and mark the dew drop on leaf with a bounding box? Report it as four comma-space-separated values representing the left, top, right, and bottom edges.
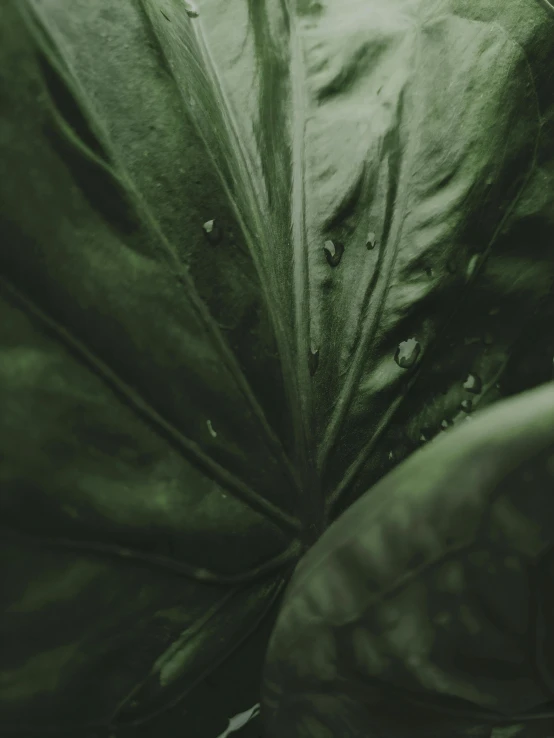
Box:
466, 254, 480, 280
207, 420, 217, 438
463, 372, 482, 394
394, 337, 421, 369
460, 399, 473, 413
366, 232, 377, 250
440, 419, 451, 430
203, 219, 222, 245
308, 346, 320, 376
184, 1, 200, 18
323, 239, 344, 267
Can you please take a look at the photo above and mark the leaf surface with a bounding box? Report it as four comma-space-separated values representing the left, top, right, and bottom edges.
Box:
262, 382, 554, 737
1, 0, 554, 735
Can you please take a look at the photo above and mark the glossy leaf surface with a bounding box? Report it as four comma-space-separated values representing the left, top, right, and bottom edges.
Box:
262, 383, 554, 737
1, 0, 553, 736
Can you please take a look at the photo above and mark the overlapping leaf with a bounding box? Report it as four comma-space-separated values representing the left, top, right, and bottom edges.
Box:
262, 382, 554, 737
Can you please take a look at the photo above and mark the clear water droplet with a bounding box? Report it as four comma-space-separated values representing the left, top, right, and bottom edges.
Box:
207, 420, 217, 438
203, 219, 222, 245
366, 232, 378, 250
441, 419, 451, 430
463, 372, 482, 394
466, 254, 480, 280
323, 239, 344, 267
394, 337, 421, 369
308, 347, 319, 376
460, 399, 473, 413
184, 1, 200, 17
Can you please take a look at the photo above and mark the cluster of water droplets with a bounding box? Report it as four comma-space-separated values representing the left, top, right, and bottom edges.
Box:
310, 230, 382, 374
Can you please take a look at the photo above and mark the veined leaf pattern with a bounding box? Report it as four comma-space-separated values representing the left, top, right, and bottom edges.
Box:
1, 0, 554, 736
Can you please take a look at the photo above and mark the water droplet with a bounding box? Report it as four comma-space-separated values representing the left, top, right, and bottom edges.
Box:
203, 219, 222, 245
323, 239, 344, 267
463, 372, 482, 394
419, 433, 428, 443
388, 451, 394, 461
366, 232, 377, 250
482, 332, 494, 346
466, 254, 480, 280
440, 419, 451, 430
308, 347, 319, 376
460, 399, 473, 413
184, 1, 200, 17
394, 337, 421, 369
207, 420, 217, 438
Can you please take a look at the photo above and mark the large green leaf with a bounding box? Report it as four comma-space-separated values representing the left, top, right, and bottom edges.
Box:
1, 0, 553, 735
262, 382, 554, 737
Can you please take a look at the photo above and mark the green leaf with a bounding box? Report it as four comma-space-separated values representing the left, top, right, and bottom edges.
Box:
262, 382, 554, 737
1, 0, 554, 735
